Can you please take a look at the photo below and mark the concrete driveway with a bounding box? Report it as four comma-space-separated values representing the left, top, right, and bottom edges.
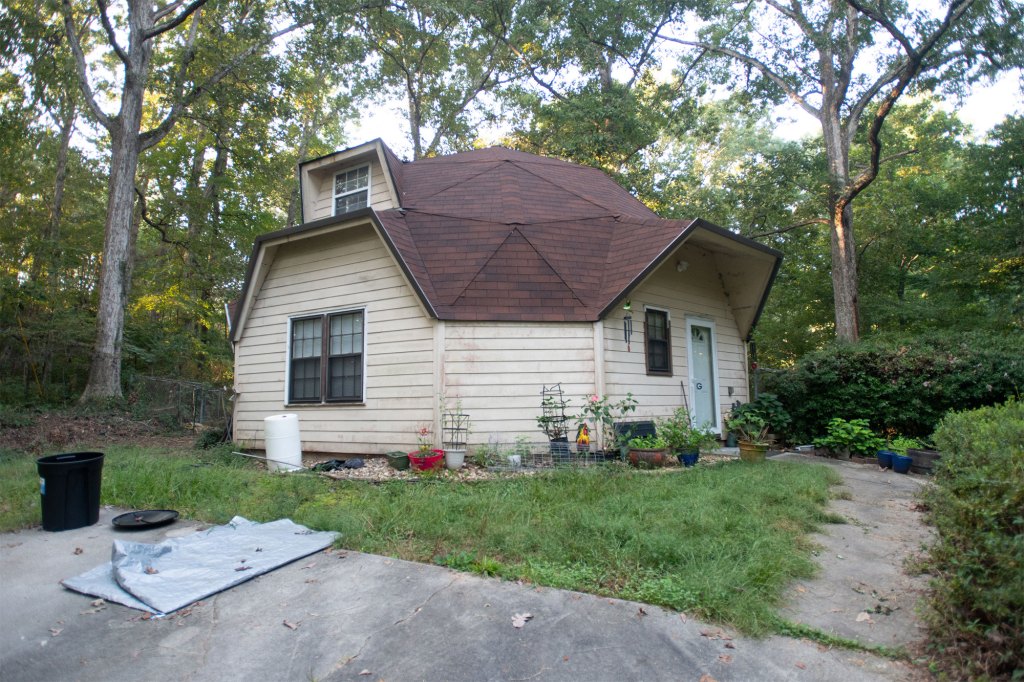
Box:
1, 460, 926, 681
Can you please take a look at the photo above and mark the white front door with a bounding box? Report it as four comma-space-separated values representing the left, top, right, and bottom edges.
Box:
687, 320, 720, 433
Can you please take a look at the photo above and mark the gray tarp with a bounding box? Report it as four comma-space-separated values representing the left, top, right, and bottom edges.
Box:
62, 516, 338, 615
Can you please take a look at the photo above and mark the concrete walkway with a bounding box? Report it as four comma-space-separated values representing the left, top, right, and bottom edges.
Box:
773, 453, 932, 652
0, 462, 927, 681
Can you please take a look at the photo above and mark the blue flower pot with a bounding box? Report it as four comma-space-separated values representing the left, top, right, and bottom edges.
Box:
678, 450, 699, 468
892, 454, 912, 474
876, 450, 894, 469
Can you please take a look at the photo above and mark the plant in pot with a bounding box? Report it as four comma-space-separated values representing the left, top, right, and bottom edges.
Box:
726, 394, 791, 445
658, 407, 718, 467
441, 398, 470, 471
885, 435, 923, 473
627, 434, 670, 468
538, 385, 572, 462
726, 411, 772, 462
579, 392, 638, 460
813, 418, 882, 461
409, 425, 444, 471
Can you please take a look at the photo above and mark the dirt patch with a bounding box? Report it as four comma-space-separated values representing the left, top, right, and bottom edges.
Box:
0, 411, 197, 454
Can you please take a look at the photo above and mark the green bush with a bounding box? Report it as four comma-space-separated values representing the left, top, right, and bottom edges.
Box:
921, 399, 1024, 679
763, 332, 1024, 442
813, 418, 883, 457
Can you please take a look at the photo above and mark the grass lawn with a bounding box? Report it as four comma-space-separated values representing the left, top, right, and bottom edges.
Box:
0, 444, 844, 636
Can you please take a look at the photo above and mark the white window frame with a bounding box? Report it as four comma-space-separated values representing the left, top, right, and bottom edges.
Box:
284, 307, 368, 406
333, 164, 371, 216
685, 316, 722, 434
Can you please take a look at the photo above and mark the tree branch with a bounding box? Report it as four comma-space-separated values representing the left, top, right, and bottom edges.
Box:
749, 218, 829, 239
60, 1, 113, 132
145, 0, 209, 40
135, 185, 188, 248
95, 0, 129, 65
153, 0, 186, 23
658, 34, 821, 119
140, 22, 301, 150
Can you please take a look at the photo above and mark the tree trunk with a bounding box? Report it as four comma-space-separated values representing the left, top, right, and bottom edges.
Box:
822, 111, 860, 343
80, 1, 152, 401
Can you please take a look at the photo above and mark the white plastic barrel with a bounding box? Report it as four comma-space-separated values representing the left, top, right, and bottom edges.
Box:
264, 414, 302, 472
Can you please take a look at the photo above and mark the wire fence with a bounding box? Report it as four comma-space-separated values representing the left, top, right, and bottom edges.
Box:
126, 375, 232, 432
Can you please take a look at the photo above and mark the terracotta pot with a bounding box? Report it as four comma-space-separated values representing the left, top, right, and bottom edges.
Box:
628, 448, 668, 469
738, 441, 767, 463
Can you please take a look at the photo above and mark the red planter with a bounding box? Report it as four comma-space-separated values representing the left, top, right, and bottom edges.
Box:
409, 449, 444, 471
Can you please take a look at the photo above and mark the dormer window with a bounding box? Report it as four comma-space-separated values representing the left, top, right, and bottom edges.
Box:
334, 165, 369, 214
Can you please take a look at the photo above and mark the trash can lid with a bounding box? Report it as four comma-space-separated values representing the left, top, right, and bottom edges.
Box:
112, 510, 179, 529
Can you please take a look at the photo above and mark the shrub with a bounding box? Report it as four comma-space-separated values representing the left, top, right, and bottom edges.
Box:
813, 417, 883, 457
763, 332, 1024, 442
920, 399, 1024, 679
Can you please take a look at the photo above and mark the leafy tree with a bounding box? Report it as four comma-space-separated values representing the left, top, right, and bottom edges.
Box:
60, 0, 301, 401
662, 0, 1024, 342
354, 0, 526, 159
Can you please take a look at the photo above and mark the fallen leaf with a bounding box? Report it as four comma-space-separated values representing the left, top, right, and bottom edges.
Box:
637, 607, 647, 618
563, 656, 569, 662
836, 554, 845, 560
795, 585, 806, 593
73, 547, 83, 555
718, 654, 732, 664
679, 613, 688, 623
235, 566, 252, 572
49, 628, 63, 637
855, 612, 874, 623
358, 670, 371, 676
142, 612, 152, 621
795, 662, 807, 670
699, 675, 718, 682
90, 599, 105, 607
724, 642, 736, 649
511, 612, 533, 628
144, 566, 158, 575
302, 562, 317, 570
282, 620, 299, 630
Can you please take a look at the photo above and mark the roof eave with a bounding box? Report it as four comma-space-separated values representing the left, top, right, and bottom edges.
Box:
230, 208, 437, 342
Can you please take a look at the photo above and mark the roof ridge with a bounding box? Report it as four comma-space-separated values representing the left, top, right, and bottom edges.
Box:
514, 228, 589, 307
512, 161, 621, 219
450, 228, 586, 308
407, 161, 503, 203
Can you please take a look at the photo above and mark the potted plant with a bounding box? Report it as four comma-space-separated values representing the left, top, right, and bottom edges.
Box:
409, 425, 444, 471
658, 407, 718, 467
813, 418, 882, 461
538, 385, 572, 461
726, 411, 772, 462
441, 398, 470, 470
579, 392, 638, 459
627, 434, 670, 468
726, 394, 791, 446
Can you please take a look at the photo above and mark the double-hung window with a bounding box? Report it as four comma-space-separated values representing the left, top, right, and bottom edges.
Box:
644, 308, 672, 376
289, 310, 365, 404
334, 165, 369, 215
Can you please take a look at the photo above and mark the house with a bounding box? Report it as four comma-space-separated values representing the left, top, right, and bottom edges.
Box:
230, 140, 781, 455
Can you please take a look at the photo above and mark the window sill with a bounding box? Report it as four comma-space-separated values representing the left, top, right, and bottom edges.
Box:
285, 401, 365, 408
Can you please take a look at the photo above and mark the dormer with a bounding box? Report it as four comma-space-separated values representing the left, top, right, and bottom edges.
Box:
298, 139, 403, 223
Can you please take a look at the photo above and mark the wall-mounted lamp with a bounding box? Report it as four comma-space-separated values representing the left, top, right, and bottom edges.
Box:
676, 260, 689, 273
622, 300, 632, 311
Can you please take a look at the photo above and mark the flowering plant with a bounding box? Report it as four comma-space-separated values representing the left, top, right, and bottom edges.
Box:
578, 393, 638, 450
415, 425, 434, 453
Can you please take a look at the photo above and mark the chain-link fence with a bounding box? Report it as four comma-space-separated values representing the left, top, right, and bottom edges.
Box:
126, 375, 232, 432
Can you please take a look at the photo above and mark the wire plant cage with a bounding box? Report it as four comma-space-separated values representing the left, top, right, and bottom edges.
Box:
442, 410, 470, 451
539, 384, 572, 461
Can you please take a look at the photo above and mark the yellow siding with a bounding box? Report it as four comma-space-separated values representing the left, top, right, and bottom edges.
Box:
603, 243, 749, 429
306, 160, 393, 222
233, 223, 434, 455
442, 322, 596, 448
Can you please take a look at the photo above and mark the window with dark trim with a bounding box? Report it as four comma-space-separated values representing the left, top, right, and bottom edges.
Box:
333, 165, 369, 215
644, 309, 672, 375
289, 311, 364, 403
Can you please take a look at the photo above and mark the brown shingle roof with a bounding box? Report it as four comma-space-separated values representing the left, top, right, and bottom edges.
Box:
373, 146, 687, 321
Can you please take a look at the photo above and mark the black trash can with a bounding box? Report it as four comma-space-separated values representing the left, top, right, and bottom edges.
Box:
36, 452, 104, 532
